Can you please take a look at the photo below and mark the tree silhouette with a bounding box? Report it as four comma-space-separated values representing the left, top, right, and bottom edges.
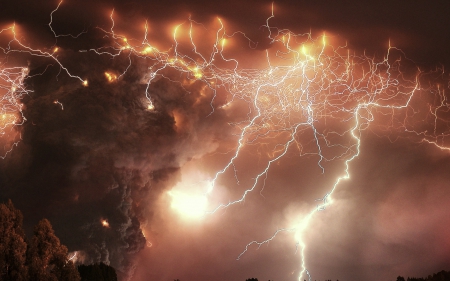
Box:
78, 262, 118, 281
406, 270, 450, 281
0, 200, 28, 281
246, 278, 259, 281
27, 218, 80, 281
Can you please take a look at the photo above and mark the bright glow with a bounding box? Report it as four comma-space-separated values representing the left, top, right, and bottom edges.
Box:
191, 67, 202, 79
168, 190, 207, 219
142, 230, 153, 247
0, 113, 16, 126
167, 171, 213, 220
68, 251, 78, 261
101, 219, 109, 227
300, 44, 308, 55
53, 100, 64, 110
141, 46, 153, 54
104, 71, 117, 82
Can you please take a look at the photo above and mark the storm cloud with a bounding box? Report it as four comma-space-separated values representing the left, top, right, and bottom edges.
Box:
1, 1, 450, 281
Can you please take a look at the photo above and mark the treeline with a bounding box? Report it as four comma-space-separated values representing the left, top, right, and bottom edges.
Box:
398, 270, 450, 281
243, 270, 450, 281
0, 200, 117, 281
78, 263, 117, 281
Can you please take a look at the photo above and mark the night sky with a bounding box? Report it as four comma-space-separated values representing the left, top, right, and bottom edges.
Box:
1, 1, 450, 281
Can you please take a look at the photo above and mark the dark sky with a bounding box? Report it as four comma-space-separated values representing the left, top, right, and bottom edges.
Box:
1, 1, 450, 281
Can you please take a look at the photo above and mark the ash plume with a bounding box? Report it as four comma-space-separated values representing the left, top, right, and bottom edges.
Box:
0, 37, 228, 280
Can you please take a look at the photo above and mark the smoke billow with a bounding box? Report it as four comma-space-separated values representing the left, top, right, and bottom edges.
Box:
0, 33, 228, 280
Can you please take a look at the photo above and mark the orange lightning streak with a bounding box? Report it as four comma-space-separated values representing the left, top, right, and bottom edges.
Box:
0, 11, 90, 157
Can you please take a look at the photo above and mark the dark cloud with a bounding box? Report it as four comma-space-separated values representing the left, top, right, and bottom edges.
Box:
0, 31, 230, 279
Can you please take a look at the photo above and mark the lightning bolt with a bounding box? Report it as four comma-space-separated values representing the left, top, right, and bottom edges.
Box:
2, 3, 450, 281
